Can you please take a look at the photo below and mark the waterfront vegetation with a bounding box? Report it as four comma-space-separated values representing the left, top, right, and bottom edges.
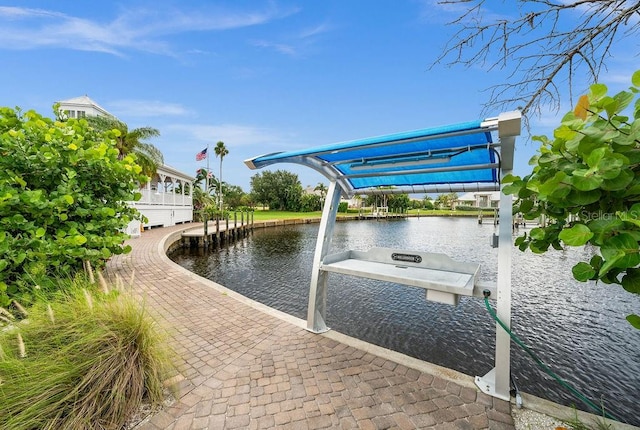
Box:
504, 70, 640, 329
0, 106, 173, 428
0, 276, 175, 430
0, 106, 146, 307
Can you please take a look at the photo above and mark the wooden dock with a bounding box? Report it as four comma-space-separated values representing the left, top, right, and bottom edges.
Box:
357, 212, 406, 220
177, 211, 412, 249
180, 212, 253, 249
178, 214, 325, 249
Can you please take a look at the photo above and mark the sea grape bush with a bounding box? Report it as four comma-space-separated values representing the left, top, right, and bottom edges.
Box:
0, 106, 147, 305
503, 70, 640, 329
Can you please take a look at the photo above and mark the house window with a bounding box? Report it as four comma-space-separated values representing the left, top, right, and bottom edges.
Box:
77, 110, 86, 118
65, 110, 76, 118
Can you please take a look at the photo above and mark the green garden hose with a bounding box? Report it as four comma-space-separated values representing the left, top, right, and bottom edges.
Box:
482, 293, 618, 422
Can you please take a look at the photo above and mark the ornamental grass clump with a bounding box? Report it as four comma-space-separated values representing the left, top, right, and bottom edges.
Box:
0, 280, 176, 430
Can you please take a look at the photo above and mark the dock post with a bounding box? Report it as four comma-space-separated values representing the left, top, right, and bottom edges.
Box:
234, 211, 238, 240
203, 213, 209, 248
215, 216, 220, 246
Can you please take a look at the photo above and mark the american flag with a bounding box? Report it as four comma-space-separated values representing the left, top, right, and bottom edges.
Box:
195, 147, 207, 161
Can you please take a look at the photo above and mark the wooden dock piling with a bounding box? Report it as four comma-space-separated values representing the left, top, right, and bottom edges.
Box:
181, 210, 253, 249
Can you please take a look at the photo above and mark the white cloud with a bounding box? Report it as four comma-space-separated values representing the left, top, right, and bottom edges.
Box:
109, 100, 192, 118
165, 123, 294, 148
0, 7, 131, 55
251, 21, 331, 57
299, 23, 331, 39
530, 110, 564, 129
0, 6, 61, 20
0, 4, 298, 56
419, 0, 513, 25
251, 39, 298, 56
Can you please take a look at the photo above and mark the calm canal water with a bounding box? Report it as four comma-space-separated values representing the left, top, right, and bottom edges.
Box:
169, 217, 640, 426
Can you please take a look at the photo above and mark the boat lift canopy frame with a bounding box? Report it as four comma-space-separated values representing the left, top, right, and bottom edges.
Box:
245, 110, 521, 401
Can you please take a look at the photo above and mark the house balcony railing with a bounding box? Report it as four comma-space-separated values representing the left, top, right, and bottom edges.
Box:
133, 189, 193, 207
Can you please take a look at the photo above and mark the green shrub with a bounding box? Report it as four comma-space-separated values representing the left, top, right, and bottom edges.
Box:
0, 107, 148, 305
456, 205, 485, 211
0, 278, 176, 430
299, 193, 322, 212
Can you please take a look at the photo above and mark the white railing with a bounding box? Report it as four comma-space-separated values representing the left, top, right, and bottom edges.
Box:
137, 189, 193, 206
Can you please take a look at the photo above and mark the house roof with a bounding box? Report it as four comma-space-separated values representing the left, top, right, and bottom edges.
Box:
245, 111, 521, 196
157, 164, 196, 182
56, 95, 112, 116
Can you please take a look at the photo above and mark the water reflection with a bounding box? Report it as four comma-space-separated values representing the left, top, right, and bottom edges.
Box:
169, 217, 640, 426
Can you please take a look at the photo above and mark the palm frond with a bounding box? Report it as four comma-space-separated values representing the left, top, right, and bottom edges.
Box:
87, 117, 163, 176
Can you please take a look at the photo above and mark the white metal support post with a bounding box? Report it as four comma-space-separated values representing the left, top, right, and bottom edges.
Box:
475, 130, 516, 401
307, 180, 342, 333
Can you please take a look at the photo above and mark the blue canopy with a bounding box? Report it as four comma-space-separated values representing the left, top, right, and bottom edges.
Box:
245, 111, 521, 196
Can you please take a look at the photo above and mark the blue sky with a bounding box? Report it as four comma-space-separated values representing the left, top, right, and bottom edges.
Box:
1, 1, 636, 192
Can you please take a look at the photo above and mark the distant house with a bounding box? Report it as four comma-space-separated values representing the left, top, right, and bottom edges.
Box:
305, 184, 360, 209
57, 95, 112, 119
56, 95, 194, 233
456, 191, 501, 209
303, 185, 323, 196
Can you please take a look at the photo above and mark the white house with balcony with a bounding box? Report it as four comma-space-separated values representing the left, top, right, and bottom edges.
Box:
456, 191, 501, 209
57, 95, 194, 234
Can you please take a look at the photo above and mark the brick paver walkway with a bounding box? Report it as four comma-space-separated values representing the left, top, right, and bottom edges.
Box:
107, 223, 515, 430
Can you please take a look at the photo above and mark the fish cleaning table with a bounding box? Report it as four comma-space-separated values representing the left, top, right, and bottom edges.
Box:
320, 248, 480, 305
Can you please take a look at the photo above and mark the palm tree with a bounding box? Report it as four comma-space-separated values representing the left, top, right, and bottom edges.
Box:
87, 116, 163, 177
192, 184, 215, 221
214, 141, 229, 211
314, 182, 328, 209
314, 182, 327, 199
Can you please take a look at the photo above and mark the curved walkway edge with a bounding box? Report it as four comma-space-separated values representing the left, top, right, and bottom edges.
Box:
106, 223, 635, 430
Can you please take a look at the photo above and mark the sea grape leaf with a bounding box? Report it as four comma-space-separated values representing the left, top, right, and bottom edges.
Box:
627, 314, 640, 329
559, 224, 593, 246
601, 233, 640, 271
572, 262, 595, 282
622, 268, 640, 294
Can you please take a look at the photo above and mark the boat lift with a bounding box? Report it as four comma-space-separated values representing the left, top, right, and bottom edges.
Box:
245, 111, 521, 401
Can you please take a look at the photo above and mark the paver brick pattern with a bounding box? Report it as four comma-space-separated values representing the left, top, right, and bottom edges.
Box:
108, 224, 514, 430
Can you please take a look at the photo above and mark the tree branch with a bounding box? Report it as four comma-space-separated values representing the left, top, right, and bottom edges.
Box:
432, 0, 640, 122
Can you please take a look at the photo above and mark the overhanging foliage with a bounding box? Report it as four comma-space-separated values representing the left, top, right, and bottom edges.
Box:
504, 70, 640, 328
0, 107, 147, 305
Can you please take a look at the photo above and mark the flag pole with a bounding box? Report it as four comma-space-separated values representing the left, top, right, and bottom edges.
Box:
205, 142, 210, 193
